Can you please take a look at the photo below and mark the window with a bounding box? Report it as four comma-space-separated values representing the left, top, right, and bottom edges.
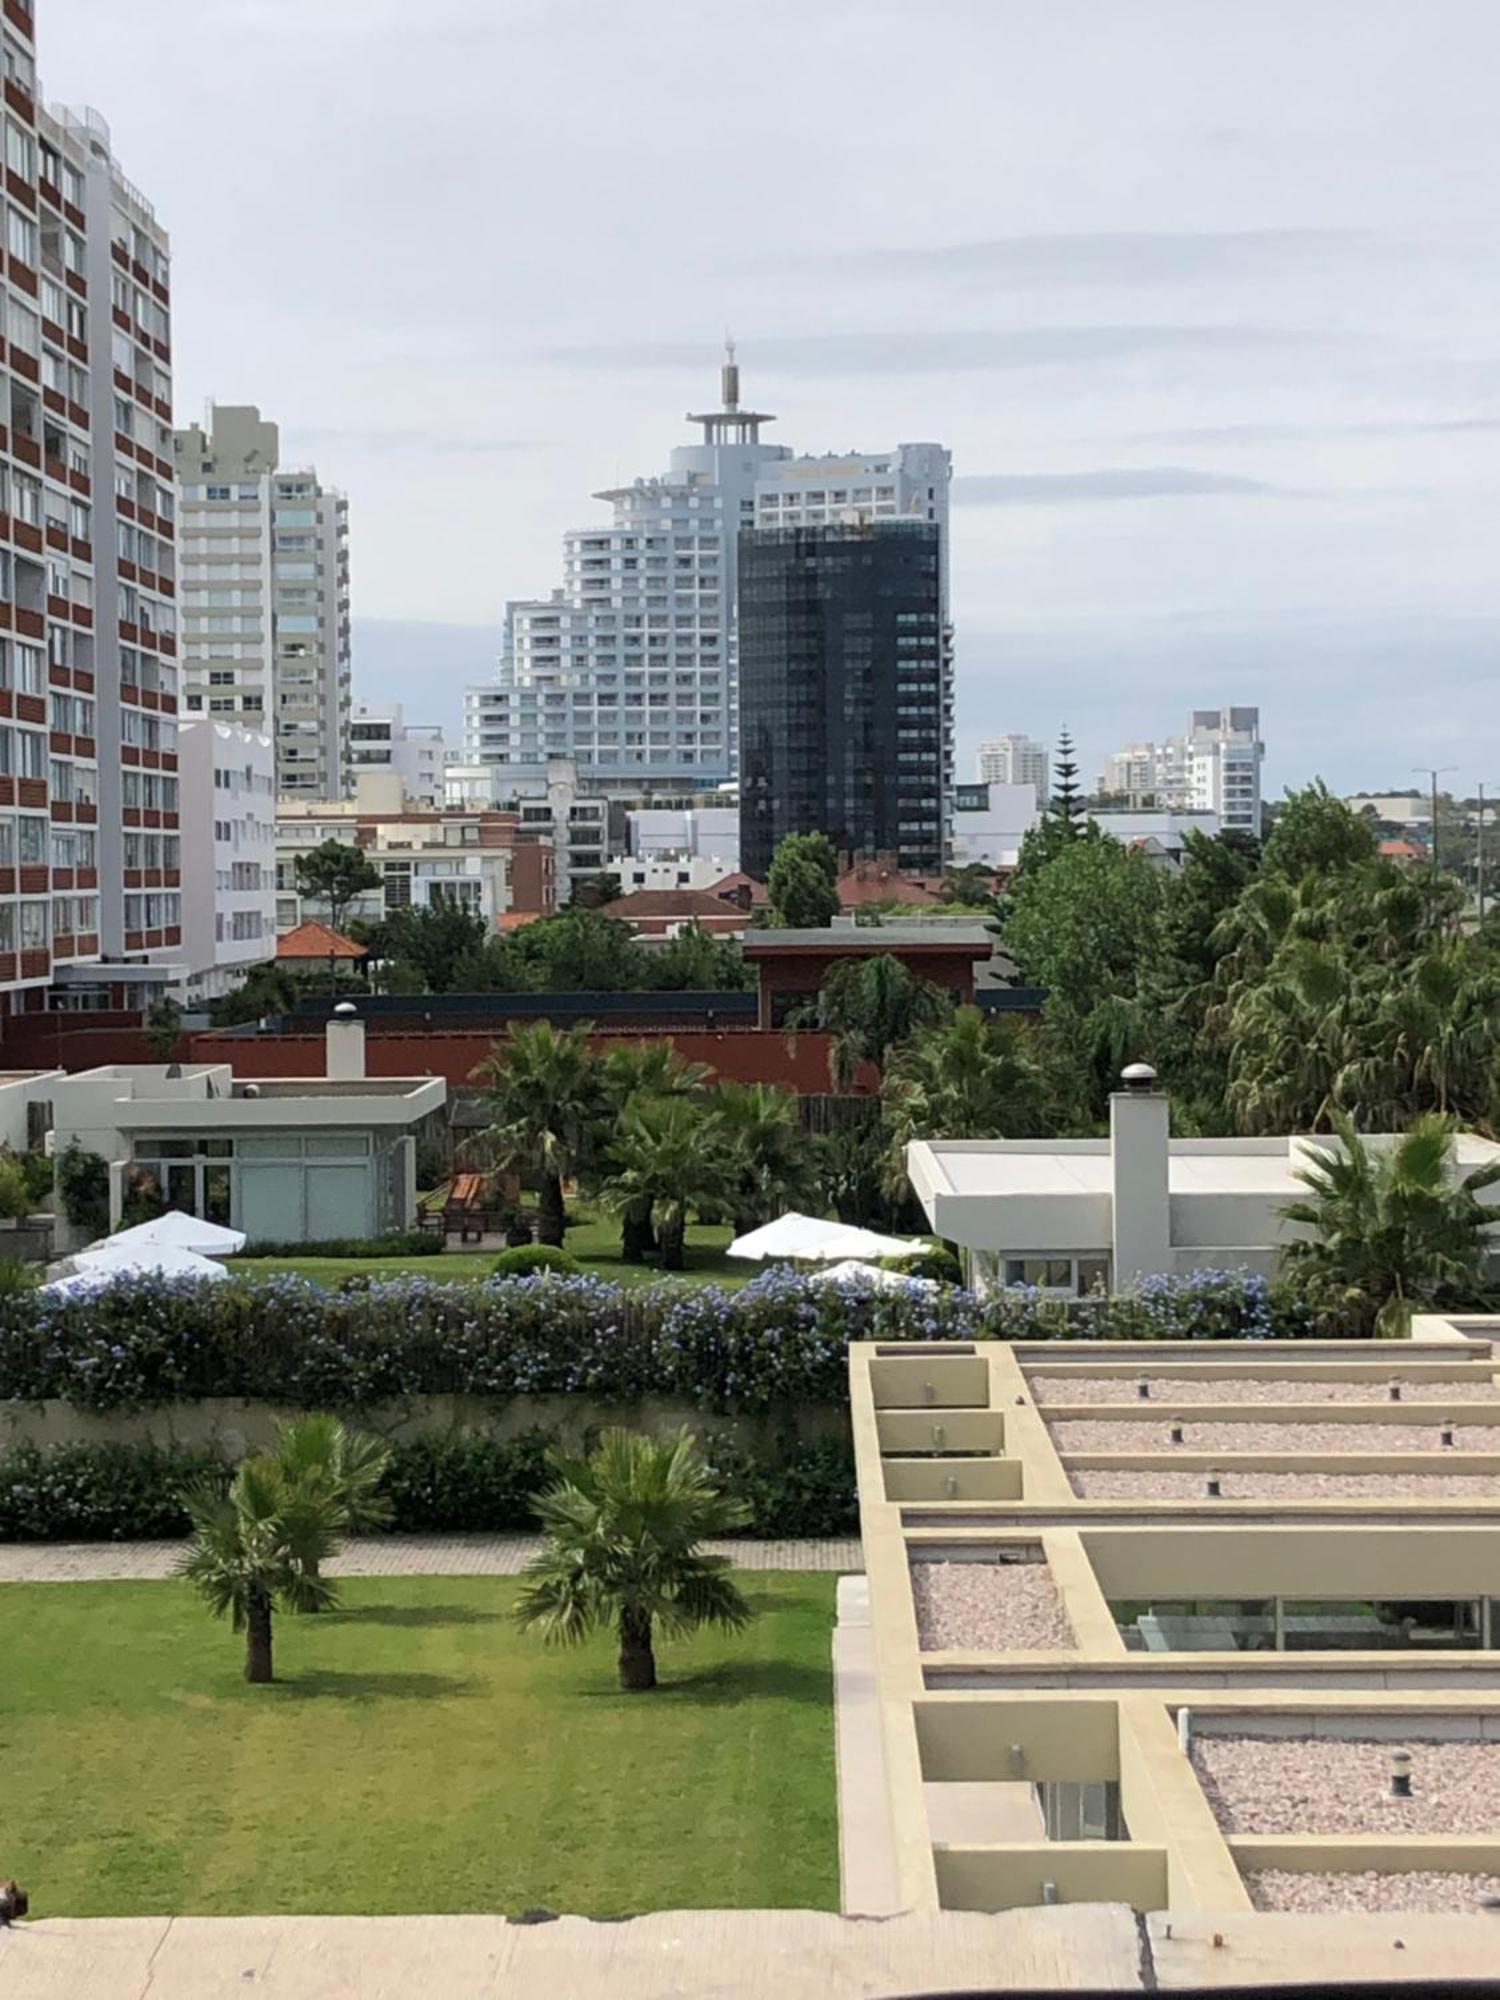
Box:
6, 204, 36, 266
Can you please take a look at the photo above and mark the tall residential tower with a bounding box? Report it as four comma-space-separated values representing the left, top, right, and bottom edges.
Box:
174, 404, 351, 800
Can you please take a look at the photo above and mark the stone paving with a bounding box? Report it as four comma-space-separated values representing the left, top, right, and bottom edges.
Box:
0, 1533, 863, 1583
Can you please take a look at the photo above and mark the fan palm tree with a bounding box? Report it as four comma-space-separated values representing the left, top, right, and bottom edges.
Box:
597, 1041, 714, 1261
516, 1428, 752, 1690
812, 954, 953, 1089
176, 1456, 341, 1682
470, 1021, 607, 1245
269, 1415, 393, 1601
602, 1096, 730, 1269
1279, 1114, 1500, 1337
714, 1080, 818, 1235
883, 1007, 1046, 1149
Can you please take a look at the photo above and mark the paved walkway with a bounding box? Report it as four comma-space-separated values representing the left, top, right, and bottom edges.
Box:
0, 1534, 863, 1583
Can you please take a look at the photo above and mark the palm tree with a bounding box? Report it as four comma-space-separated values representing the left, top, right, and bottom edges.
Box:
714, 1080, 818, 1236
1279, 1114, 1500, 1337
598, 1042, 714, 1260
176, 1457, 341, 1682
516, 1428, 752, 1690
270, 1414, 393, 1600
470, 1021, 607, 1245
883, 1006, 1045, 1152
602, 1096, 730, 1269
812, 954, 953, 1089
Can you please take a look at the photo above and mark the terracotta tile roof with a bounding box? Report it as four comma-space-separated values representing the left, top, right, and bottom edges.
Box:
276, 919, 368, 961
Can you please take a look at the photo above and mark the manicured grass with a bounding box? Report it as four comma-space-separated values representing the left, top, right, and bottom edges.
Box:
237, 1210, 756, 1290
0, 1572, 836, 1916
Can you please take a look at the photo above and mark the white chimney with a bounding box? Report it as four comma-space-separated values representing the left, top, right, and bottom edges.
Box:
325, 1001, 366, 1082
1109, 1062, 1170, 1285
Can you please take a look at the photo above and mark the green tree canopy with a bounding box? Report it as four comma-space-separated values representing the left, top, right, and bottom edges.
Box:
471, 1021, 608, 1244
766, 831, 839, 928
293, 840, 381, 934
811, 953, 953, 1088
1261, 781, 1377, 880
379, 901, 490, 994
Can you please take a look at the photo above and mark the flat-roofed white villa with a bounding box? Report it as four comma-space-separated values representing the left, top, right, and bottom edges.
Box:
907, 1064, 1500, 1294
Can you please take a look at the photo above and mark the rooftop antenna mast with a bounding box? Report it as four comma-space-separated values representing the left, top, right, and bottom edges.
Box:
688, 336, 774, 446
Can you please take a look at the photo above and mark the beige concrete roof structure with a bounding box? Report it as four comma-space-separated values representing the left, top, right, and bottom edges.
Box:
849, 1315, 1500, 1974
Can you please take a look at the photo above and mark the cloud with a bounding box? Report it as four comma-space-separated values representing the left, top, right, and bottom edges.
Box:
542, 326, 1324, 376
781, 228, 1382, 287
954, 467, 1282, 505
290, 427, 544, 457
1132, 416, 1500, 445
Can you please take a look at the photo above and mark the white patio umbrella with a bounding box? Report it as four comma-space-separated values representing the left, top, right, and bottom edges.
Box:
98, 1209, 246, 1257
46, 1241, 231, 1294
813, 1259, 939, 1295
727, 1211, 922, 1263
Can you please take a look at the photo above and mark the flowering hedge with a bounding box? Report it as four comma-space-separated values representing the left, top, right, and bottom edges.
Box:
0, 1265, 1322, 1417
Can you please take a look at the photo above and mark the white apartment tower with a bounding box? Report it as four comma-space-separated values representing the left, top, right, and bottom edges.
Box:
978, 734, 1049, 799
170, 717, 274, 1003
1097, 708, 1263, 833
464, 353, 952, 795
174, 404, 351, 800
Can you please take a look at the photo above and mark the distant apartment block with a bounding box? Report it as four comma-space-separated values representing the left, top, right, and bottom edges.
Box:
349, 701, 445, 806
275, 788, 555, 935
170, 718, 274, 1003
463, 353, 952, 796
977, 734, 1048, 801
174, 404, 351, 801
1098, 707, 1263, 835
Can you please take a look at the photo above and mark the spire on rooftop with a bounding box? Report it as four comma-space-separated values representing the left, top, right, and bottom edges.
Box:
689, 342, 774, 445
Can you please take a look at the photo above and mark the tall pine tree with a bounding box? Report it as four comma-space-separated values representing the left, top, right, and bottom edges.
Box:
1051, 728, 1082, 824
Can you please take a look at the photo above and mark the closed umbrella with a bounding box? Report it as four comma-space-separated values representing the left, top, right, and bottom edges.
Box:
727, 1211, 922, 1263
99, 1210, 246, 1257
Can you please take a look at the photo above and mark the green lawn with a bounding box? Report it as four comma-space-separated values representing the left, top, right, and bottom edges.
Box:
237, 1210, 756, 1290
0, 1573, 836, 1916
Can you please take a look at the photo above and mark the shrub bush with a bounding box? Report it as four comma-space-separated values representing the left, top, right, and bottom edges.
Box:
56, 1142, 109, 1236
241, 1232, 444, 1260
0, 1441, 225, 1540
492, 1244, 581, 1278
0, 1264, 1329, 1419
885, 1244, 963, 1285
19, 1150, 54, 1206
0, 1153, 31, 1222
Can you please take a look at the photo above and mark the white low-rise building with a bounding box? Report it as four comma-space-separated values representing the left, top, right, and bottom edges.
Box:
949, 780, 1039, 869
908, 1065, 1500, 1293
51, 1010, 444, 1243
349, 703, 447, 806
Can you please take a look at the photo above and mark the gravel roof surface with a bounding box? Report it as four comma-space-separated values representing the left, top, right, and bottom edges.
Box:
910, 1558, 1075, 1653
1070, 1468, 1500, 1498
1193, 1734, 1500, 1835
1050, 1419, 1500, 1453
1244, 1868, 1500, 1913
1029, 1375, 1500, 1406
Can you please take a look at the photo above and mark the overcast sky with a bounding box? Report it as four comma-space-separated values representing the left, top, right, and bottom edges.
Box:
42, 0, 1500, 797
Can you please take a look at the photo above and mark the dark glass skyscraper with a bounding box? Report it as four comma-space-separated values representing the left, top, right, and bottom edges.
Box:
738, 519, 947, 878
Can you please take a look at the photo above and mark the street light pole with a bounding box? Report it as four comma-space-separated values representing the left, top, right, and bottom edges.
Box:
1480, 783, 1488, 927
1413, 766, 1458, 880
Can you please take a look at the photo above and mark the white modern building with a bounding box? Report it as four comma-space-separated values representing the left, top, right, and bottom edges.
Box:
167, 719, 275, 1003
463, 352, 952, 793
349, 703, 446, 806
625, 804, 739, 872
908, 1065, 1500, 1294
978, 735, 1049, 797
50, 1011, 444, 1243
948, 781, 1039, 870
1097, 708, 1263, 834
174, 405, 352, 801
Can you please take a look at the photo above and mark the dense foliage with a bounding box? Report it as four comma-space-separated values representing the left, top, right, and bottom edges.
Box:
0, 1265, 1321, 1418
766, 830, 839, 928
0, 1428, 859, 1542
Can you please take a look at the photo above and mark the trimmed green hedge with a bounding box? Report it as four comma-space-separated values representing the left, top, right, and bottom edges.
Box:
0, 1429, 858, 1543
237, 1232, 442, 1259
491, 1244, 581, 1278
0, 1267, 1318, 1418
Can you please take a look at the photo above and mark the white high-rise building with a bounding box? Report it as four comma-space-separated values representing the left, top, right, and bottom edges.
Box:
1097, 708, 1263, 832
170, 719, 275, 1003
349, 702, 446, 806
978, 735, 1049, 799
463, 353, 952, 794
174, 405, 351, 801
